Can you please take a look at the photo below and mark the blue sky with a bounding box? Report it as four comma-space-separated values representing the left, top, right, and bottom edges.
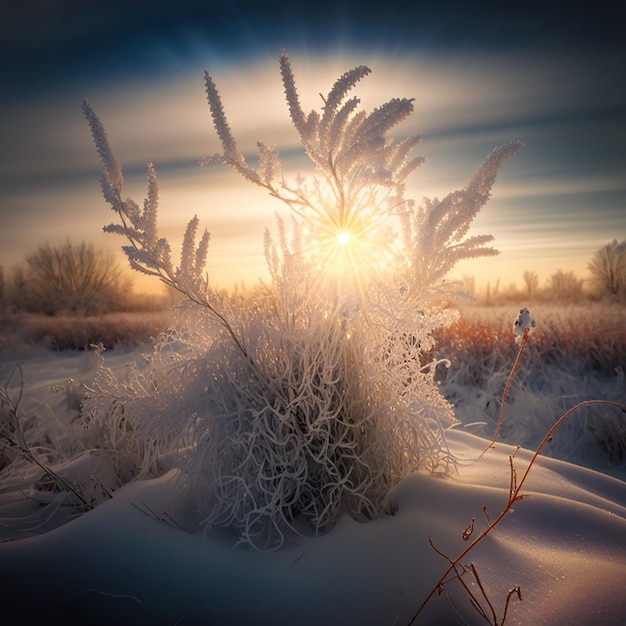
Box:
1, 0, 624, 293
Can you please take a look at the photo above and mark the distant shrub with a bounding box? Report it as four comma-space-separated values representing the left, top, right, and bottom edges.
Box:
548, 269, 584, 302
9, 240, 132, 316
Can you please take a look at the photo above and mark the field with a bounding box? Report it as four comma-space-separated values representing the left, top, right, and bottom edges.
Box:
0, 310, 174, 354
0, 302, 625, 625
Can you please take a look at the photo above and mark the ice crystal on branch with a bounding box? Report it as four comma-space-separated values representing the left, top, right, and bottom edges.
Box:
82, 100, 213, 306
514, 306, 536, 343
402, 141, 523, 296
82, 52, 521, 549
81, 99, 123, 211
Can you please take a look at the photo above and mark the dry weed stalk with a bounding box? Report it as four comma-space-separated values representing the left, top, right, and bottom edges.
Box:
480, 308, 535, 457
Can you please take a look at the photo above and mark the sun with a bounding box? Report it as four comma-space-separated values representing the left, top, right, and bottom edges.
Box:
337, 231, 351, 246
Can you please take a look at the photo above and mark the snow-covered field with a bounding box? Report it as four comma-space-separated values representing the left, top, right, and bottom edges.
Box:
1, 307, 625, 625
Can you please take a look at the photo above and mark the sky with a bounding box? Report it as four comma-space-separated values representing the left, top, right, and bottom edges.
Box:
0, 0, 624, 295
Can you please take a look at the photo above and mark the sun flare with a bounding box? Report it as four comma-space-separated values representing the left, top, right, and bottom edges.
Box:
337, 231, 351, 245
301, 216, 398, 305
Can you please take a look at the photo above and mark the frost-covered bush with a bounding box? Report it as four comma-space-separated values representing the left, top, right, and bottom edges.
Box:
81, 52, 521, 549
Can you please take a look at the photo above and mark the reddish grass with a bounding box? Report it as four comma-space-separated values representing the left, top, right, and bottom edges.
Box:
0, 311, 173, 352
432, 303, 626, 377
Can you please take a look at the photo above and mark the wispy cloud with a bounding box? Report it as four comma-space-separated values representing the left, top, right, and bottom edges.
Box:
1, 48, 624, 291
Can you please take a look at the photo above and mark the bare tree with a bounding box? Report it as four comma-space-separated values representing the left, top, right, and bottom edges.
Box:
13, 240, 132, 315
588, 239, 626, 297
522, 269, 539, 299
549, 269, 583, 302
461, 274, 476, 298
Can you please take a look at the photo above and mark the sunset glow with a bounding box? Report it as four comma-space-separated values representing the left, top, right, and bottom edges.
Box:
0, 2, 624, 296
337, 231, 351, 246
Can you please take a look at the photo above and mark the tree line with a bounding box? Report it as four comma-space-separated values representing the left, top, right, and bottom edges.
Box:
0, 239, 624, 316
471, 239, 626, 305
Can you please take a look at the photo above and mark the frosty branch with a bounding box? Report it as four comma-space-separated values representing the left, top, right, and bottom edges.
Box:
82, 100, 250, 359
0, 364, 93, 511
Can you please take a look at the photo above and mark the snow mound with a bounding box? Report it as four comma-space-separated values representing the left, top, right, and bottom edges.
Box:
1, 423, 624, 625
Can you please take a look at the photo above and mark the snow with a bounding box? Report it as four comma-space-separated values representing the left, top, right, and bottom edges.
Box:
1, 348, 625, 625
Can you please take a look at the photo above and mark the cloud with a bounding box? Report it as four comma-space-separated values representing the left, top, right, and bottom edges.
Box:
1, 49, 624, 292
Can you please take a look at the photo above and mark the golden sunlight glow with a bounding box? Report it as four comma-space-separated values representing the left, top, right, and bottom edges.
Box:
337, 231, 351, 245
302, 216, 397, 307
300, 205, 401, 306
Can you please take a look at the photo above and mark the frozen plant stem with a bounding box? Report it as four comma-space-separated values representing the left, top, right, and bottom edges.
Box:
481, 307, 536, 457
480, 326, 530, 457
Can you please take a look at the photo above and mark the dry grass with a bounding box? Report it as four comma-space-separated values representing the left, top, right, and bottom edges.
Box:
410, 397, 626, 625
0, 310, 173, 354
432, 303, 625, 377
